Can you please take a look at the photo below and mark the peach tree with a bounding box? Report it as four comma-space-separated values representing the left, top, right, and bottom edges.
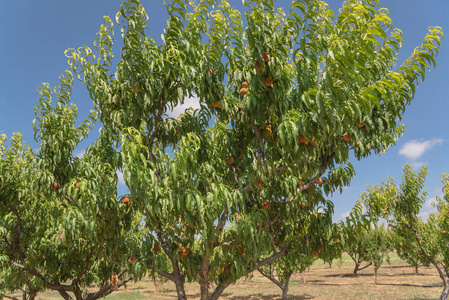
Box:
1, 0, 442, 299
64, 0, 442, 299
339, 200, 375, 275
362, 164, 449, 300
0, 72, 141, 300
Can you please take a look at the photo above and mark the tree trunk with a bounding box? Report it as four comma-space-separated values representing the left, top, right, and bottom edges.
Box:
441, 286, 449, 300
199, 257, 210, 300
353, 262, 360, 275
328, 261, 332, 269
210, 248, 288, 300
281, 271, 293, 300
208, 281, 230, 300
171, 261, 187, 300
22, 284, 27, 300
414, 264, 419, 275
374, 268, 378, 285
28, 289, 37, 300
282, 287, 288, 300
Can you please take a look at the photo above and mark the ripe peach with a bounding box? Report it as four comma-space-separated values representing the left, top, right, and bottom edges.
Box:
264, 125, 272, 138
212, 100, 222, 109
343, 133, 351, 141
315, 178, 323, 185
262, 201, 269, 209
227, 156, 234, 165
239, 88, 247, 97
262, 52, 269, 62
264, 77, 273, 87
255, 179, 263, 188
255, 62, 262, 72
356, 120, 365, 128
242, 81, 249, 88
300, 135, 309, 143
122, 197, 130, 205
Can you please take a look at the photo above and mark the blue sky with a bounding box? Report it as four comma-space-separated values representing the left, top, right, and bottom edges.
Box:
1, 0, 448, 221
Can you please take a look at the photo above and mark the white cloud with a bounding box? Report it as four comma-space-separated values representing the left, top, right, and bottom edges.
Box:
419, 211, 430, 220
74, 149, 85, 158
399, 139, 443, 160
410, 162, 427, 171
116, 170, 126, 186
167, 97, 201, 118
339, 211, 351, 219
424, 197, 437, 209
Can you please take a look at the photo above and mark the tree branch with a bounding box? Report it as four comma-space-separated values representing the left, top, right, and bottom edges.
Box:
0, 293, 19, 300
149, 96, 164, 146
257, 268, 282, 289
209, 247, 288, 300
398, 221, 449, 289
358, 262, 372, 271
146, 261, 176, 282
85, 269, 132, 300
9, 260, 74, 292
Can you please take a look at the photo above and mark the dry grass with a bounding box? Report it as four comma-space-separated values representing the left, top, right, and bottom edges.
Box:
9, 254, 443, 299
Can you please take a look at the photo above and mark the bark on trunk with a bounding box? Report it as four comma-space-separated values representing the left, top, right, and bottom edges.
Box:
281, 271, 293, 300
375, 268, 378, 285
208, 281, 230, 300
441, 286, 449, 300
282, 287, 288, 300
172, 261, 187, 300
414, 264, 419, 275
199, 257, 210, 300
22, 284, 27, 300
353, 263, 360, 275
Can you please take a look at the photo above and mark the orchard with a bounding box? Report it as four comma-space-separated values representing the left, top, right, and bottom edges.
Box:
0, 0, 444, 300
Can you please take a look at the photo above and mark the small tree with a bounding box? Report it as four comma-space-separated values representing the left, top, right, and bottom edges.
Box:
340, 201, 374, 275
390, 222, 430, 274
370, 225, 393, 284
363, 164, 449, 300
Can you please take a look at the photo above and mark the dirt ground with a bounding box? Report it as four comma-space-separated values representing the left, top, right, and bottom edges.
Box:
106, 255, 443, 299
9, 255, 444, 299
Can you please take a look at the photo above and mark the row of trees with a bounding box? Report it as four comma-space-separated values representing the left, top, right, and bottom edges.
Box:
0, 0, 444, 300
